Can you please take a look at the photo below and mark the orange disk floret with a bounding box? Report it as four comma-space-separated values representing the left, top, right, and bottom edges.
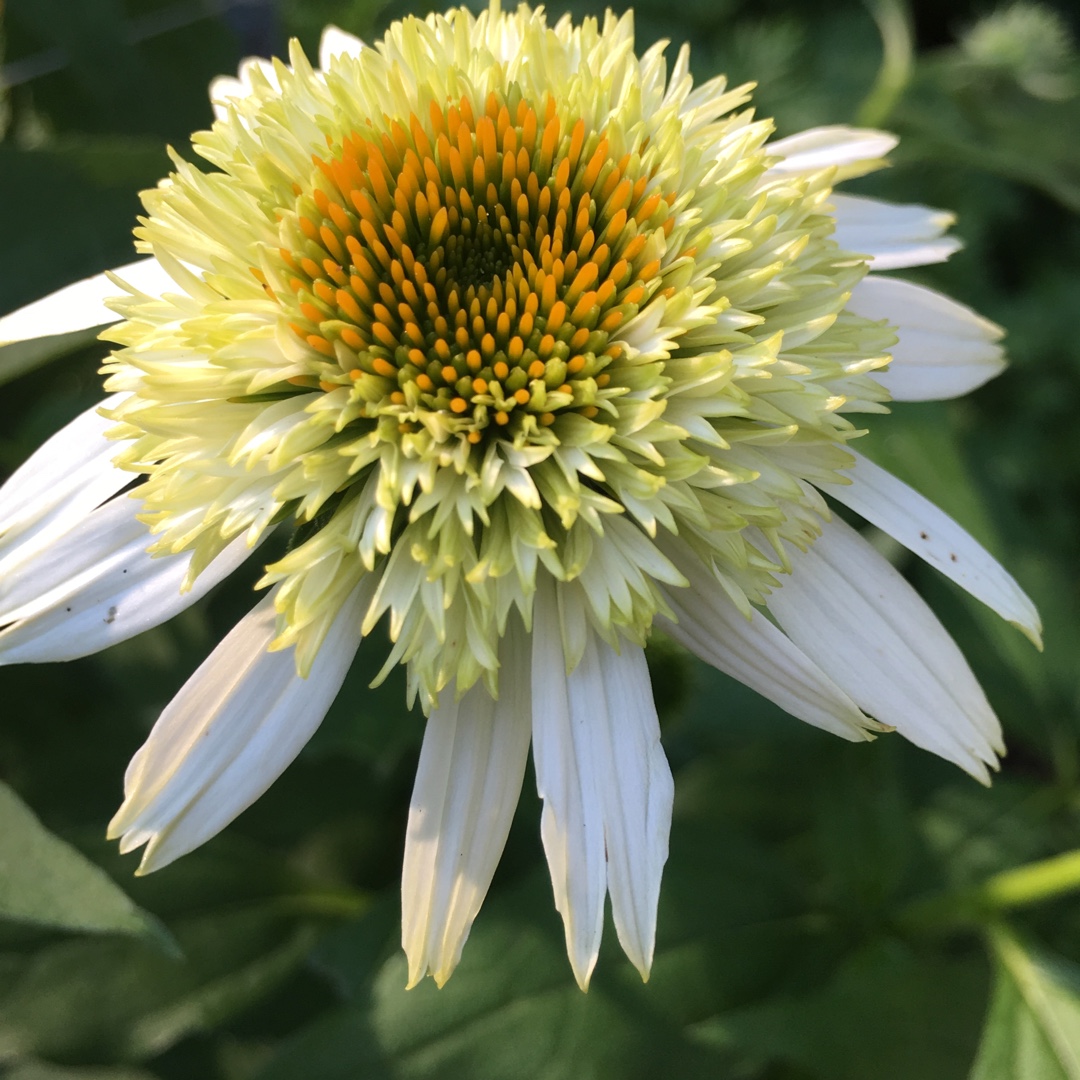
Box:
272, 87, 674, 443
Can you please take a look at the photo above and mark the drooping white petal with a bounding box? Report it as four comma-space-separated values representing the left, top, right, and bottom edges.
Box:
531, 577, 606, 990
768, 126, 898, 177
0, 259, 172, 347
318, 25, 365, 71
654, 537, 883, 742
588, 633, 673, 982
818, 450, 1041, 646
847, 276, 1006, 401
109, 577, 373, 873
831, 194, 962, 270
402, 617, 532, 989
0, 395, 129, 563
531, 578, 674, 987
765, 516, 1003, 782
0, 496, 256, 664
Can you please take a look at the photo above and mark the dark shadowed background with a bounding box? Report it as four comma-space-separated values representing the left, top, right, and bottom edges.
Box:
1, 0, 1080, 1077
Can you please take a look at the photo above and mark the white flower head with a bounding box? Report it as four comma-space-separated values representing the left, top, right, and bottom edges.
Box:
0, 2, 1040, 991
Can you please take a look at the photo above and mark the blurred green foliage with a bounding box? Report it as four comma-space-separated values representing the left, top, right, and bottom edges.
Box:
1, 0, 1080, 1076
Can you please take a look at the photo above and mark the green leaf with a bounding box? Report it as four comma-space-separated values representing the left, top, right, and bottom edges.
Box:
0, 905, 317, 1063
904, 847, 1080, 933
5, 1064, 157, 1080
0, 781, 166, 945
691, 940, 988, 1080
970, 928, 1080, 1080
259, 876, 730, 1080
122, 922, 320, 1061
259, 821, 828, 1080
898, 67, 1080, 213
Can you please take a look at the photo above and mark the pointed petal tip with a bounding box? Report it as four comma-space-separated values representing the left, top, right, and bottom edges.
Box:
966, 746, 1000, 786
136, 839, 183, 876
1013, 618, 1044, 651
319, 25, 366, 70
403, 960, 457, 990
132, 840, 158, 875
624, 944, 655, 984
117, 835, 139, 856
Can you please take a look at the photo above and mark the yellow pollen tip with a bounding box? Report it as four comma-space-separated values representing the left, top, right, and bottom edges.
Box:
581, 405, 599, 418
450, 396, 468, 413
493, 361, 510, 380
467, 430, 482, 443
472, 377, 488, 393
440, 364, 458, 383
540, 412, 556, 426
372, 358, 398, 379
639, 259, 661, 281
513, 388, 531, 405
308, 335, 335, 358
495, 410, 509, 425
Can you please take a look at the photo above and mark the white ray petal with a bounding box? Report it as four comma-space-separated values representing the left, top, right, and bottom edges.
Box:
0, 496, 256, 664
531, 577, 606, 990
0, 259, 172, 347
209, 75, 247, 121
209, 57, 279, 120
831, 193, 962, 269
319, 25, 365, 70
109, 578, 373, 873
0, 395, 129, 563
818, 450, 1041, 646
589, 634, 673, 982
766, 516, 1003, 782
768, 126, 898, 177
654, 538, 883, 742
847, 276, 1006, 401
402, 617, 532, 989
